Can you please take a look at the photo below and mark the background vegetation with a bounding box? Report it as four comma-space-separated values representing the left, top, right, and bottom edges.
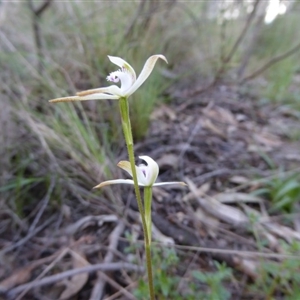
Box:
1, 0, 300, 299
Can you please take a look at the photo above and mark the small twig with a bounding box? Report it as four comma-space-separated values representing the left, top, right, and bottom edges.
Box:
104, 282, 137, 300
241, 41, 300, 83
193, 168, 231, 183
0, 208, 27, 232
123, 0, 163, 42
95, 271, 136, 300
237, 7, 266, 78
29, 177, 55, 234
193, 0, 261, 96
178, 119, 202, 162
0, 215, 56, 256
223, 0, 261, 64
64, 215, 118, 236
178, 119, 202, 178
33, 0, 52, 17
14, 248, 70, 300
172, 243, 300, 259
7, 262, 143, 298
124, 0, 147, 40
118, 237, 300, 260
27, 0, 53, 75
0, 31, 40, 79
90, 221, 125, 300
46, 57, 78, 94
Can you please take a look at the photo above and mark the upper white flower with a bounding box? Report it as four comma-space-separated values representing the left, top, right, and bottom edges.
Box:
49, 55, 167, 103
94, 156, 186, 188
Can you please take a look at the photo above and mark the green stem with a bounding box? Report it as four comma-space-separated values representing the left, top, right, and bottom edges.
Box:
145, 244, 154, 299
118, 97, 155, 300
144, 186, 153, 243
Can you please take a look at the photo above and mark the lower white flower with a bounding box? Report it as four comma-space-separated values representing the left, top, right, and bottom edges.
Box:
94, 156, 186, 188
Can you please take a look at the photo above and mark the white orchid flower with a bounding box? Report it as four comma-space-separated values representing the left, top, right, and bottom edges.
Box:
49, 55, 167, 103
94, 156, 186, 189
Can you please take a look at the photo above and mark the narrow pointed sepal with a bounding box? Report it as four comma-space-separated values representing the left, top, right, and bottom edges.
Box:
93, 179, 136, 189
77, 85, 122, 97
153, 181, 187, 187
49, 93, 119, 103
126, 54, 168, 96
49, 96, 82, 103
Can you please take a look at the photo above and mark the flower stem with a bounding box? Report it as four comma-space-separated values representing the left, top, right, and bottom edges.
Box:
144, 186, 153, 243
145, 244, 154, 299
119, 97, 155, 300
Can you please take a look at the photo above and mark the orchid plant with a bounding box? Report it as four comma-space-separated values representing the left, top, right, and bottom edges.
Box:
94, 155, 186, 242
49, 55, 185, 300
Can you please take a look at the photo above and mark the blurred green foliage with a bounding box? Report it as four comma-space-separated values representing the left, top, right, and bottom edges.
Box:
254, 171, 300, 212
127, 241, 233, 300
249, 240, 300, 299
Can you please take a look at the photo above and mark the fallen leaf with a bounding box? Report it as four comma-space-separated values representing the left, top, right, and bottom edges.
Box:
253, 132, 281, 148
59, 250, 90, 300
203, 106, 237, 126
0, 265, 33, 292
263, 223, 300, 243
229, 175, 249, 184
185, 177, 248, 226
215, 192, 263, 204
233, 257, 258, 279
194, 208, 219, 238
201, 118, 226, 138
0, 253, 58, 292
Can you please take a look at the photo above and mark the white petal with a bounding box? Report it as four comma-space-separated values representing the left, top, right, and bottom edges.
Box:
49, 93, 119, 103
77, 85, 122, 97
153, 182, 187, 187
126, 55, 168, 96
117, 160, 148, 185
138, 156, 159, 186
93, 179, 135, 189
135, 166, 149, 185
108, 56, 136, 82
